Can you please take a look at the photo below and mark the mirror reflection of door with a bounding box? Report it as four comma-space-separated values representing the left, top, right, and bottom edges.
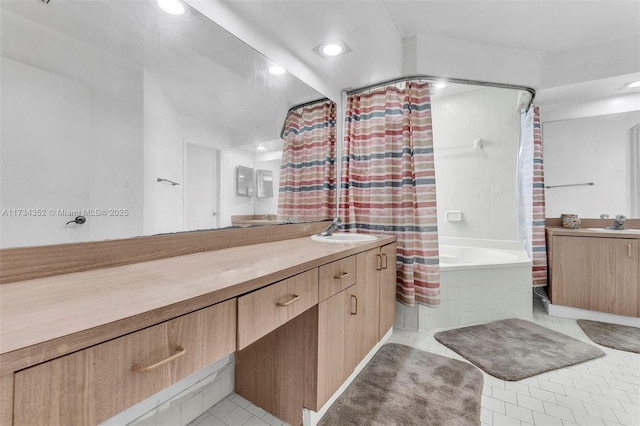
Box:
184, 142, 219, 231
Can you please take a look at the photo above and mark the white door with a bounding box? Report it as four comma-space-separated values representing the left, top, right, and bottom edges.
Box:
184, 142, 219, 231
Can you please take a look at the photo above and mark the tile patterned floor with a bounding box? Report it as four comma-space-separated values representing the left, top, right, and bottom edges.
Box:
195, 299, 639, 425
189, 393, 288, 426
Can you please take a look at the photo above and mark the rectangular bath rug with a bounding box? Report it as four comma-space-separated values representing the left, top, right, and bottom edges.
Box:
318, 343, 483, 426
578, 319, 640, 353
434, 318, 605, 381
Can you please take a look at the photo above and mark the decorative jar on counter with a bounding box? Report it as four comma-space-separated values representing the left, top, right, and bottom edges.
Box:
561, 213, 581, 229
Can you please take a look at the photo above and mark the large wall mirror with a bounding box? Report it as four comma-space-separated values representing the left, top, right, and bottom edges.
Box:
0, 0, 333, 249
543, 111, 640, 219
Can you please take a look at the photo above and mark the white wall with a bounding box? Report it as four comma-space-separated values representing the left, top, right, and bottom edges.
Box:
405, 34, 541, 89
541, 36, 640, 89
0, 55, 144, 248
543, 111, 640, 219
431, 87, 522, 241
143, 71, 184, 235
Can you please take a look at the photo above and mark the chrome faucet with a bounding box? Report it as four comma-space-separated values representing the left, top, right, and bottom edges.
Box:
318, 217, 342, 236
607, 215, 626, 230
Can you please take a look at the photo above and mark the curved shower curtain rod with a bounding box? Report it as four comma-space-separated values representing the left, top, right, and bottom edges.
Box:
279, 75, 536, 138
346, 74, 536, 111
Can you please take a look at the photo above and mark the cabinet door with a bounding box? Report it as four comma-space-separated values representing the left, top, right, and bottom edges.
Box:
317, 289, 347, 407
356, 249, 381, 354
379, 242, 397, 338
343, 281, 365, 377
552, 236, 639, 317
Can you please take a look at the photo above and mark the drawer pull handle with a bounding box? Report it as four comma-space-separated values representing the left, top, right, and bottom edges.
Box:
133, 345, 186, 373
382, 253, 388, 269
629, 243, 632, 258
276, 294, 300, 307
376, 254, 382, 271
334, 272, 350, 279
351, 295, 358, 315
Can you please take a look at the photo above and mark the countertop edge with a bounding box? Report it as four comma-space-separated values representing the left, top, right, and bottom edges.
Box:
545, 226, 640, 239
0, 234, 396, 373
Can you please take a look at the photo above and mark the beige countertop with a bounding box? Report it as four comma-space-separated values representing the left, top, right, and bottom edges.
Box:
546, 226, 640, 239
0, 234, 395, 356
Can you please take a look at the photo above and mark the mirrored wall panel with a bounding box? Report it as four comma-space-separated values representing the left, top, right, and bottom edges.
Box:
0, 0, 332, 248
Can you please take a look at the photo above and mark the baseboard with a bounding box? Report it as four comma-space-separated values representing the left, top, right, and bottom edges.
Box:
545, 301, 640, 328
302, 327, 394, 426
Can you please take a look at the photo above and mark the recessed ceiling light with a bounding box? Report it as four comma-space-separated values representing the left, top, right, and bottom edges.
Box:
269, 65, 286, 75
321, 42, 345, 57
626, 81, 640, 88
433, 81, 448, 89
157, 0, 185, 15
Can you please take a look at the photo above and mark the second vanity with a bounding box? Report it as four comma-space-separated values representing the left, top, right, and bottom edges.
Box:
546, 225, 640, 318
0, 229, 397, 426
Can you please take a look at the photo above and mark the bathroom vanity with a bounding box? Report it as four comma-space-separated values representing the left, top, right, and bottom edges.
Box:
0, 224, 396, 426
546, 225, 640, 318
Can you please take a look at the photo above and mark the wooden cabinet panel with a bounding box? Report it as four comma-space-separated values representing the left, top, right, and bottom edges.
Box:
237, 269, 318, 349
379, 243, 398, 337
234, 239, 398, 426
235, 307, 319, 425
317, 289, 348, 408
552, 236, 639, 317
356, 249, 381, 352
318, 256, 356, 301
13, 299, 236, 426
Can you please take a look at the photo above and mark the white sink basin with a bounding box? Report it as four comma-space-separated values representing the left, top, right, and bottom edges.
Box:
585, 228, 640, 234
311, 233, 378, 243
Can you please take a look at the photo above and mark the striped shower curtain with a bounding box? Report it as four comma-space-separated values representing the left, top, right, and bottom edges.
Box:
339, 81, 440, 307
278, 100, 336, 222
518, 106, 547, 286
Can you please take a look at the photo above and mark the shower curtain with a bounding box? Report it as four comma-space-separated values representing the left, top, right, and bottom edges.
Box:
278, 100, 336, 221
517, 106, 547, 286
339, 81, 440, 307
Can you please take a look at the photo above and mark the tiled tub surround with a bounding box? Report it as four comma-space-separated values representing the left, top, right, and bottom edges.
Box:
396, 237, 533, 330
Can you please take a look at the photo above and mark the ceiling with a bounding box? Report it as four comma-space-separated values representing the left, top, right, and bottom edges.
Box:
0, 0, 323, 141
215, 0, 640, 103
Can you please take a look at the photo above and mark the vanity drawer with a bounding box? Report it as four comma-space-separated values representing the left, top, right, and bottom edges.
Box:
318, 255, 356, 301
13, 299, 236, 426
237, 269, 318, 349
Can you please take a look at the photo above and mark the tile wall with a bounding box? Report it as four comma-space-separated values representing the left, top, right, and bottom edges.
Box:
419, 265, 533, 330
431, 87, 522, 241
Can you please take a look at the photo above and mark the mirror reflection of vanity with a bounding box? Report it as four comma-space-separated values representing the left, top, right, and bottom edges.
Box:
0, 0, 331, 249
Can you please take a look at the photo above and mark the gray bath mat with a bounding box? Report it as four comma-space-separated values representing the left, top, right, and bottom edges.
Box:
434, 318, 605, 381
578, 319, 640, 353
318, 343, 483, 426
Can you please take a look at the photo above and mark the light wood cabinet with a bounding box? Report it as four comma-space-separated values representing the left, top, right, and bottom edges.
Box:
318, 255, 356, 301
13, 299, 236, 426
237, 269, 318, 349
356, 243, 397, 339
379, 243, 398, 337
551, 235, 639, 317
236, 243, 398, 425
315, 246, 397, 408
2, 233, 397, 426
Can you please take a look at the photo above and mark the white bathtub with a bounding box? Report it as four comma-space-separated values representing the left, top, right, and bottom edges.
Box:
398, 237, 533, 330
438, 237, 532, 271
